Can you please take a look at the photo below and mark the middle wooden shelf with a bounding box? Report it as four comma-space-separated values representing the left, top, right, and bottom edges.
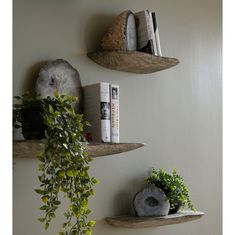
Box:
13, 140, 145, 159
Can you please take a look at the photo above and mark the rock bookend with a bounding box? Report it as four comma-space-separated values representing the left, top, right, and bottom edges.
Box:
133, 186, 170, 217
35, 59, 82, 113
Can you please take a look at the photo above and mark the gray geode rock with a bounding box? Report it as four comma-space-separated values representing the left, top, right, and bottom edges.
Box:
35, 59, 82, 113
133, 186, 170, 217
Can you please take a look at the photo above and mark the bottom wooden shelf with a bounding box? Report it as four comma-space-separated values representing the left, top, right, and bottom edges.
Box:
106, 211, 204, 228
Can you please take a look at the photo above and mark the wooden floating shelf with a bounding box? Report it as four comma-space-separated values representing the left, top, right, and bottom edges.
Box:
13, 140, 145, 159
106, 211, 204, 228
87, 50, 179, 74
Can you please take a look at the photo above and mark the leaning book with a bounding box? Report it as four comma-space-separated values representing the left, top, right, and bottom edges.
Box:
135, 10, 157, 55
83, 82, 111, 143
110, 84, 119, 143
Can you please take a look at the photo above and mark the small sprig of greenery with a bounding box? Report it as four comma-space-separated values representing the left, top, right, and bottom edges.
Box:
145, 168, 196, 212
13, 92, 98, 235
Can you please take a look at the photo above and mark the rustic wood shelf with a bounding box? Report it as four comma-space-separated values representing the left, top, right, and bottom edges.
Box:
87, 50, 179, 74
106, 211, 204, 228
13, 140, 145, 158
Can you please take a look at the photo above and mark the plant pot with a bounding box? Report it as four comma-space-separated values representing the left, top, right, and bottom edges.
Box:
153, 182, 182, 214
22, 105, 46, 140
169, 200, 182, 214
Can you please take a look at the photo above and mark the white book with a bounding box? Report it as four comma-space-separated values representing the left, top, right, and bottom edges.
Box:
135, 10, 158, 55
110, 84, 119, 143
151, 11, 162, 56
83, 82, 111, 143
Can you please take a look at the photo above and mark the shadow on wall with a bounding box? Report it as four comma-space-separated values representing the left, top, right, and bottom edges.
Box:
84, 13, 115, 53
22, 61, 47, 95
113, 177, 147, 216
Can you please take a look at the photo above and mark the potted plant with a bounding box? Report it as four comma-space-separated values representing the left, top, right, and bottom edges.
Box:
13, 93, 46, 139
145, 168, 196, 214
13, 92, 98, 235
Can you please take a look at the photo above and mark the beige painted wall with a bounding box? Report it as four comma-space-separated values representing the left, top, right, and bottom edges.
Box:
13, 0, 222, 234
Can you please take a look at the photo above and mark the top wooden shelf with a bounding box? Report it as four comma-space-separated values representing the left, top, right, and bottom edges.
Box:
13, 140, 145, 159
87, 50, 179, 74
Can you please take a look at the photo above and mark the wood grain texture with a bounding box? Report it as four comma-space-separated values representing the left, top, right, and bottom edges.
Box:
87, 50, 179, 74
106, 211, 204, 228
13, 140, 145, 159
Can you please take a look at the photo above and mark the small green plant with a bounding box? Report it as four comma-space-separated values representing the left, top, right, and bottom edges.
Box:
145, 168, 196, 213
13, 93, 46, 139
13, 92, 98, 235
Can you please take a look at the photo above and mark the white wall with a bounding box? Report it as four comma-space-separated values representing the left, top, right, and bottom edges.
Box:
13, 0, 222, 235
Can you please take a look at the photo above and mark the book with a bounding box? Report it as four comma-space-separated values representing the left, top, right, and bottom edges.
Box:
151, 12, 162, 56
134, 10, 158, 55
83, 82, 111, 143
110, 84, 119, 143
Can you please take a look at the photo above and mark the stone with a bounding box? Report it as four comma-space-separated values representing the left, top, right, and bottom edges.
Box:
35, 59, 82, 113
101, 10, 137, 51
133, 186, 170, 217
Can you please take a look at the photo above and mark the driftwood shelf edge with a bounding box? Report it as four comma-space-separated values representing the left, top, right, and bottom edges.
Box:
87, 50, 179, 74
106, 211, 204, 228
13, 140, 145, 158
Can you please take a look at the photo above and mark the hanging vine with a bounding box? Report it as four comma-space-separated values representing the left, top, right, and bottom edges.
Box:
14, 92, 98, 235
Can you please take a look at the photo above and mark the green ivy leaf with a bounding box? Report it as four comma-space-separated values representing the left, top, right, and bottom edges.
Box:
40, 205, 48, 210
54, 201, 61, 205
35, 189, 45, 195
49, 104, 54, 113
38, 155, 45, 162
67, 170, 73, 177
54, 90, 59, 98
58, 170, 65, 177
70, 205, 78, 214
85, 209, 92, 215
87, 220, 96, 227
45, 222, 49, 230
41, 196, 49, 203
85, 228, 92, 235
91, 177, 99, 184
38, 218, 45, 223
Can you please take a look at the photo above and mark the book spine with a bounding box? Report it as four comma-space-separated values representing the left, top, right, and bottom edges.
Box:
110, 84, 119, 143
151, 12, 162, 56
100, 82, 111, 143
147, 10, 158, 56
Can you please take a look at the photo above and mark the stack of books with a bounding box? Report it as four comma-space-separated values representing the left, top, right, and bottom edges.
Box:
83, 82, 119, 143
134, 10, 162, 56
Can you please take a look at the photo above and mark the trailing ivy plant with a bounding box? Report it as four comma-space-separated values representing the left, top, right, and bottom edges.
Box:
13, 92, 98, 235
145, 168, 196, 213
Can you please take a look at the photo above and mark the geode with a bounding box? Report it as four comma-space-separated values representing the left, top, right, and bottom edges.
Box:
35, 59, 82, 113
133, 186, 170, 217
